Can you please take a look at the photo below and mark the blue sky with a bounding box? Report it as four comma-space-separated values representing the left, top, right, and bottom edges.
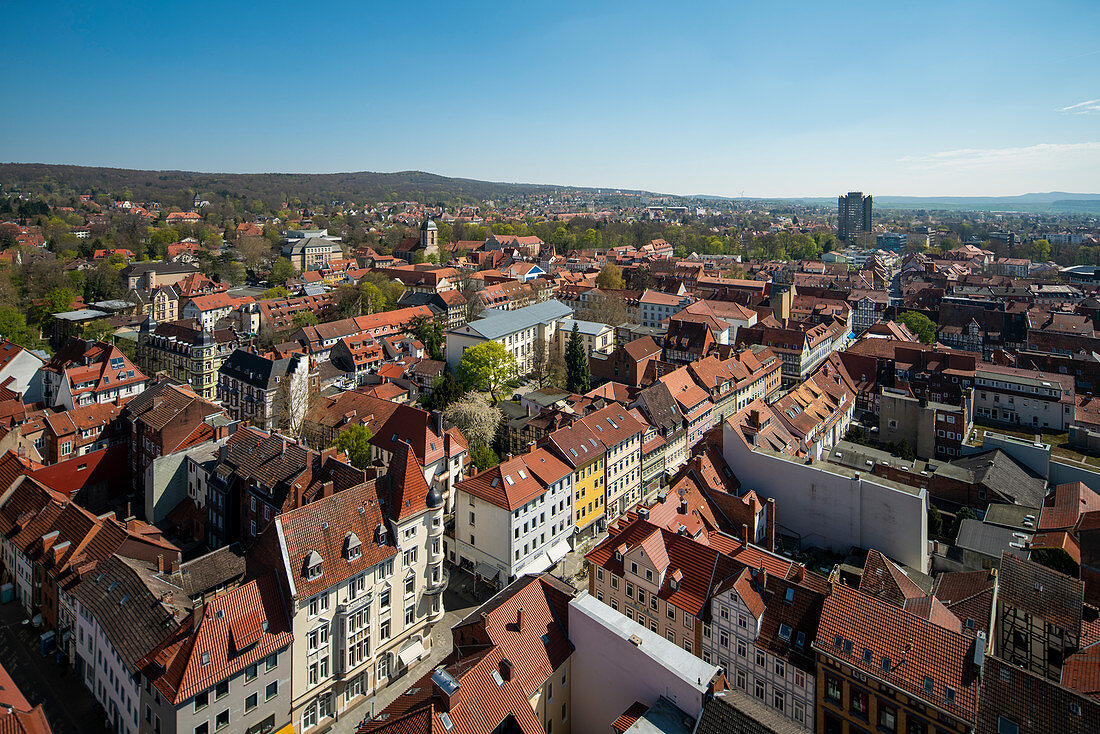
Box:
3, 1, 1099, 197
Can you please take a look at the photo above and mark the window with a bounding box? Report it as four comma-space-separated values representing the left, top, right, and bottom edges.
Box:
736, 670, 746, 690
265, 653, 278, 672
849, 689, 868, 719
774, 660, 785, 679
754, 680, 765, 700
667, 606, 676, 620
405, 576, 415, 596
755, 650, 765, 668
772, 690, 784, 712
637, 589, 646, 605
245, 693, 257, 713
405, 605, 415, 625
719, 631, 729, 648
380, 589, 391, 610
215, 710, 229, 731
996, 717, 1019, 734
825, 675, 842, 705
195, 690, 209, 711
879, 704, 897, 732
244, 663, 257, 683
266, 681, 278, 701
195, 725, 208, 734
630, 561, 638, 574
794, 701, 805, 724
215, 680, 228, 700
380, 620, 391, 641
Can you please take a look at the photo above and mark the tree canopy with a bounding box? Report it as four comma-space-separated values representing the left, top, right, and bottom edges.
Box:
565, 322, 590, 394
897, 311, 937, 344
333, 424, 374, 468
456, 341, 515, 399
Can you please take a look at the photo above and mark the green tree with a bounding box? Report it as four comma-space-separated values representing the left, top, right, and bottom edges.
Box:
565, 322, 590, 394
261, 286, 289, 299
333, 425, 374, 468
595, 263, 625, 290
269, 257, 297, 284
1030, 238, 1052, 262
456, 341, 515, 399
898, 311, 937, 344
424, 370, 465, 412
0, 306, 40, 350
470, 444, 500, 471
293, 310, 319, 328
928, 504, 943, 537
408, 316, 444, 361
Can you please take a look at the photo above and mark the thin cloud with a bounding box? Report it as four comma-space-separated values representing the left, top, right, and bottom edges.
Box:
1058, 99, 1100, 114
899, 142, 1100, 170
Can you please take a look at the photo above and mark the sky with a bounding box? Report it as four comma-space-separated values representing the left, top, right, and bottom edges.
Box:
3, 0, 1100, 198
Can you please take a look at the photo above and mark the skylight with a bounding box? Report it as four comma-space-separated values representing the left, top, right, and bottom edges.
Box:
881, 657, 891, 673
518, 470, 527, 480
778, 624, 792, 641
505, 476, 514, 485
784, 588, 795, 603
439, 713, 454, 732
862, 648, 873, 664
795, 631, 805, 648
923, 677, 934, 693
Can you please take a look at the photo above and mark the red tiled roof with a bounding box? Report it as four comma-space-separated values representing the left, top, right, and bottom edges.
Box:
275, 481, 398, 600
138, 574, 292, 705
1040, 482, 1100, 532
817, 583, 980, 723
859, 549, 926, 607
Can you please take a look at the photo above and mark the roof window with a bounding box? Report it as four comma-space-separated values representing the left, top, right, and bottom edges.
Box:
862, 648, 873, 664
784, 588, 795, 604
923, 677, 934, 693
778, 624, 792, 641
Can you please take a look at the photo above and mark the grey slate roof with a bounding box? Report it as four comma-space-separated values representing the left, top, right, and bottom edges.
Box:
454, 299, 572, 340
944, 449, 1046, 509
632, 382, 684, 434
694, 687, 806, 734
561, 318, 610, 336
72, 555, 192, 672
955, 519, 1030, 560
158, 544, 246, 599
218, 349, 301, 390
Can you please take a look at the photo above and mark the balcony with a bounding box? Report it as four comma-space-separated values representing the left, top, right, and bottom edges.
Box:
424, 567, 448, 597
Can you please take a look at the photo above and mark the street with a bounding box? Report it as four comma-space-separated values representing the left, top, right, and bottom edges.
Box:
0, 600, 101, 734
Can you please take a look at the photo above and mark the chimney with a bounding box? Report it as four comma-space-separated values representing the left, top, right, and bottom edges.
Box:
499, 658, 513, 682
516, 607, 525, 632
765, 498, 776, 552
191, 603, 205, 633
749, 409, 760, 427
171, 558, 180, 573
757, 563, 767, 590
792, 563, 805, 582
637, 507, 650, 521
157, 554, 166, 573
678, 496, 687, 515
741, 523, 750, 547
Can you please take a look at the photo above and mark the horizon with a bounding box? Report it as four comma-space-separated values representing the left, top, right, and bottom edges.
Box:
3, 1, 1099, 197
4, 162, 1099, 202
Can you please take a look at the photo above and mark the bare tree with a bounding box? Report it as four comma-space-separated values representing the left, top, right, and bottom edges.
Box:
530, 337, 553, 388
579, 293, 630, 327
275, 357, 317, 439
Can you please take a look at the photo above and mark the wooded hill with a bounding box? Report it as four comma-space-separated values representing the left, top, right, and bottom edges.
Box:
0, 163, 599, 209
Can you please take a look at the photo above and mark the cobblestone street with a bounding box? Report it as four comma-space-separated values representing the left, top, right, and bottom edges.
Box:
0, 600, 101, 734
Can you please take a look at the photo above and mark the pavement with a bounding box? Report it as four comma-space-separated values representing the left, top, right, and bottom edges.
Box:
0, 600, 103, 734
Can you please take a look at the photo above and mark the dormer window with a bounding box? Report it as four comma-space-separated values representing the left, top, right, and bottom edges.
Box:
377, 524, 388, 545
345, 532, 362, 561
304, 550, 323, 581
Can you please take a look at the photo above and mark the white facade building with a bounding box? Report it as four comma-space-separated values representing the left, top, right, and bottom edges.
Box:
453, 448, 574, 588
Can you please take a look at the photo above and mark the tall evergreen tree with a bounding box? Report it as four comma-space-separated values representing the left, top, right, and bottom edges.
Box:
565, 322, 590, 394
